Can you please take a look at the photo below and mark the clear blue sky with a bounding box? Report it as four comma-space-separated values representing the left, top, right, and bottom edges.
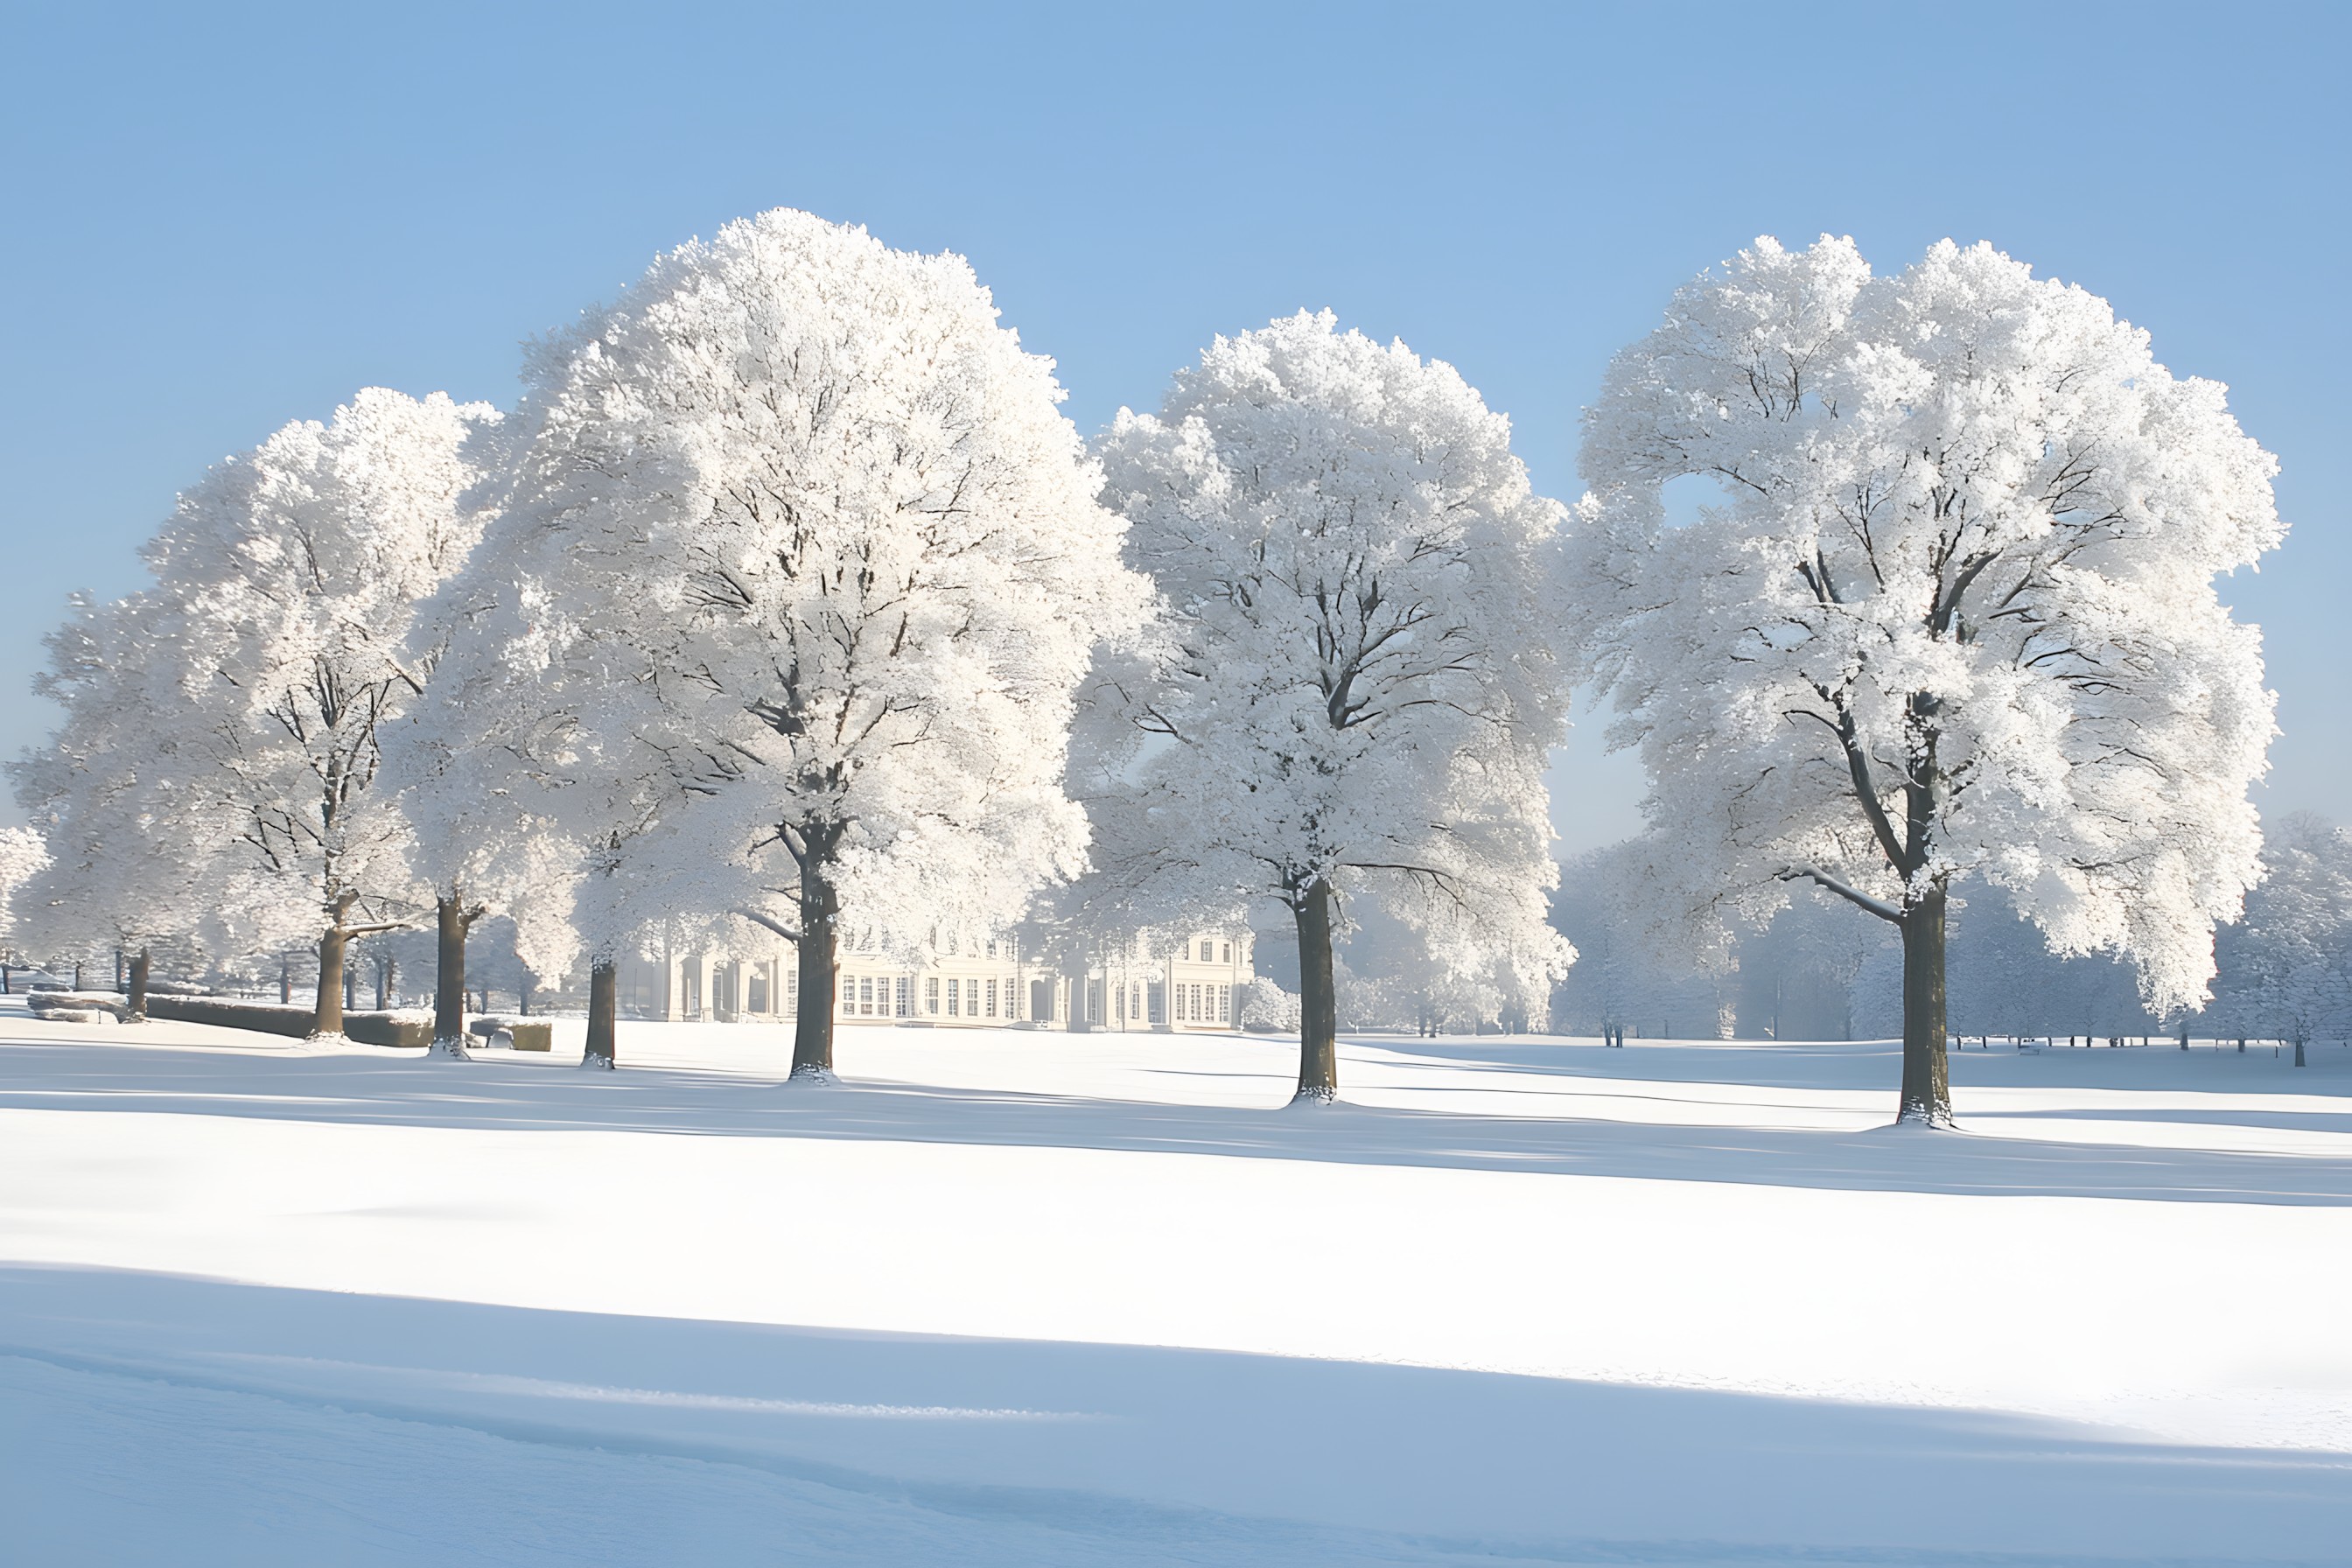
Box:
2, 1, 2342, 853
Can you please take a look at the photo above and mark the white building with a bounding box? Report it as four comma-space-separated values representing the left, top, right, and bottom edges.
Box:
612, 927, 1256, 1033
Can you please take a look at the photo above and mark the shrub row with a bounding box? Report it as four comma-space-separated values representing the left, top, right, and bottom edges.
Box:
141, 994, 433, 1047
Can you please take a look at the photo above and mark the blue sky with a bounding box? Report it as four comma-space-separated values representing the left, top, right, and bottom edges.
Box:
1, 1, 2342, 852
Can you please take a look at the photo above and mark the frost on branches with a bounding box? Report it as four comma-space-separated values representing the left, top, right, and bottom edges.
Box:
8, 592, 196, 1018
2210, 815, 2352, 1065
383, 408, 588, 1061
22, 389, 501, 1039
480, 209, 1149, 1079
0, 825, 50, 972
1091, 312, 1573, 1105
1575, 236, 2283, 1125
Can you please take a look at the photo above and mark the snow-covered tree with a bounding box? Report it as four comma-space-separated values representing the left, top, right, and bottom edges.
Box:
1575, 236, 2283, 1124
10, 592, 214, 1018
1089, 311, 1574, 1102
0, 825, 50, 976
382, 406, 605, 1060
2210, 814, 2352, 1065
1550, 838, 1740, 1043
1732, 886, 1884, 1041
22, 389, 502, 1038
475, 208, 1149, 1078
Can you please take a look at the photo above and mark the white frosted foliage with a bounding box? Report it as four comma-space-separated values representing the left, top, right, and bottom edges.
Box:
16, 390, 499, 990
0, 826, 49, 961
1090, 311, 1574, 1013
468, 208, 1150, 986
1576, 236, 2283, 1014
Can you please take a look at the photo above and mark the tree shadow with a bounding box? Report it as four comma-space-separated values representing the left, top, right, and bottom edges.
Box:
6, 1026, 2352, 1206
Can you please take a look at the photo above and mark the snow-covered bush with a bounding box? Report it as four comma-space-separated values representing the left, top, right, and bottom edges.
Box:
1237, 976, 1301, 1032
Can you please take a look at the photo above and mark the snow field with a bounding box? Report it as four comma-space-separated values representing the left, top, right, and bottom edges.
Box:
4, 1008, 2351, 1563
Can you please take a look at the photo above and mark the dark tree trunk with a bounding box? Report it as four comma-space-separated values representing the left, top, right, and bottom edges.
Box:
342, 962, 356, 1012
313, 917, 349, 1039
789, 844, 841, 1082
127, 948, 150, 1023
375, 954, 392, 1012
434, 895, 471, 1053
584, 959, 617, 1069
1896, 885, 1952, 1126
280, 957, 291, 1004
1292, 877, 1339, 1104
2295, 1036, 2306, 1068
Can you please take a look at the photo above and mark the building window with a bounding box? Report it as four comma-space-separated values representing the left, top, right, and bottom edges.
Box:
1221, 942, 1230, 963
747, 965, 770, 1013
1148, 982, 1166, 1024
839, 975, 854, 1013
948, 978, 961, 1017
786, 970, 798, 1016
1199, 939, 1213, 962
985, 978, 998, 1018
925, 976, 940, 1015
859, 976, 876, 1016
1219, 984, 1231, 1023
895, 976, 912, 1018
986, 940, 998, 959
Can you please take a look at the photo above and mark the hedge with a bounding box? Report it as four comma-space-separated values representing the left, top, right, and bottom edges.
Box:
141, 994, 432, 1048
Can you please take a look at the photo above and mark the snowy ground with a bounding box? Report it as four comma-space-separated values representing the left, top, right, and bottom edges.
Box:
3, 1004, 2349, 1564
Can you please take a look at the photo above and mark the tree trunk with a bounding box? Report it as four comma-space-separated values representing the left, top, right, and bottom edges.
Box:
1292, 877, 1339, 1104
2295, 1036, 2306, 1068
431, 895, 472, 1059
312, 920, 349, 1040
127, 948, 150, 1023
280, 957, 290, 1004
1896, 886, 1953, 1126
342, 962, 356, 1012
583, 959, 617, 1069
788, 845, 841, 1082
